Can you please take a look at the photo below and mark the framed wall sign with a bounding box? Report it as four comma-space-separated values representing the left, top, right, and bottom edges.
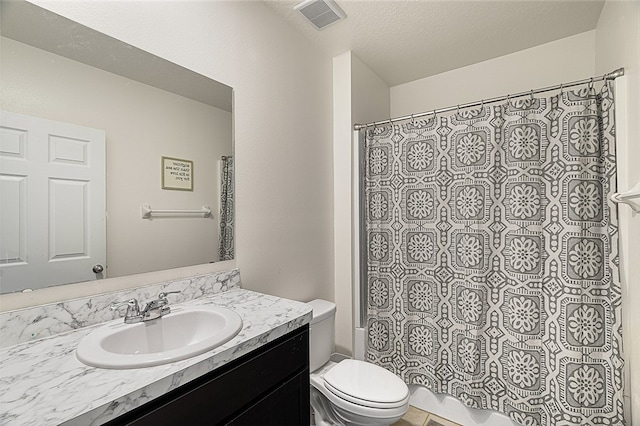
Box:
162, 156, 193, 191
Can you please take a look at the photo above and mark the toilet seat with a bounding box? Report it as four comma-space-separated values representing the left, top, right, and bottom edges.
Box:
310, 374, 409, 421
323, 360, 408, 409
310, 359, 410, 421
324, 382, 407, 410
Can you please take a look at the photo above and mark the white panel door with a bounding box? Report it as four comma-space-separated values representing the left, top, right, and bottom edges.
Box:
0, 110, 106, 292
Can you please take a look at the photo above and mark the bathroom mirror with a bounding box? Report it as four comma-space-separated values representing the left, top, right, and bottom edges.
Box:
0, 0, 234, 294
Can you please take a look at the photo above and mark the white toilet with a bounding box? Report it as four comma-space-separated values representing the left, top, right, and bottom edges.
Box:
308, 299, 409, 426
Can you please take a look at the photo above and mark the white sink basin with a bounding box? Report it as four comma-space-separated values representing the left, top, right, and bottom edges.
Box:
76, 305, 242, 369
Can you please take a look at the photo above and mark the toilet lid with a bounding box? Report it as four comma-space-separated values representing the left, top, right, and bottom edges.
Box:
323, 359, 408, 406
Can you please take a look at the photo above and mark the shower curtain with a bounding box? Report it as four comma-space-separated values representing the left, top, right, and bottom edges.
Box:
364, 82, 624, 426
219, 156, 234, 261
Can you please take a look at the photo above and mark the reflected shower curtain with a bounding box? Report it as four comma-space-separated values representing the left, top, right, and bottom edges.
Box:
219, 156, 234, 261
364, 82, 624, 426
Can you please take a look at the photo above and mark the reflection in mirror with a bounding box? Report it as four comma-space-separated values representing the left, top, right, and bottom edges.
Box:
0, 0, 234, 294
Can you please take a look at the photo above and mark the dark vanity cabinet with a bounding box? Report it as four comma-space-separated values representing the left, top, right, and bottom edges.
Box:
106, 325, 310, 426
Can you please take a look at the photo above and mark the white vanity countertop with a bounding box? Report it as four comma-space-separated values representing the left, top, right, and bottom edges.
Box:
0, 289, 312, 426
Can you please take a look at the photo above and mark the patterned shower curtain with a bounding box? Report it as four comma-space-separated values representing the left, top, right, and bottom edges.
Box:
364, 81, 624, 426
219, 156, 234, 261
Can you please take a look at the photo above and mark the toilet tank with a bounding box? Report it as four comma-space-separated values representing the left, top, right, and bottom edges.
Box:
307, 299, 336, 372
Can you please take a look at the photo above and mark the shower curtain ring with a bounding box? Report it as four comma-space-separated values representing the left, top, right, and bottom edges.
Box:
411, 114, 415, 126
456, 105, 460, 117
560, 83, 564, 94
530, 89, 535, 100
589, 77, 594, 92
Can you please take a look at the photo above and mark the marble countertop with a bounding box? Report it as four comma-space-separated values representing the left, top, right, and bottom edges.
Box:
0, 289, 312, 425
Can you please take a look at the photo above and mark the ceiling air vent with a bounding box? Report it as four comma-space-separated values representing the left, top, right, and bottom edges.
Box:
294, 0, 346, 31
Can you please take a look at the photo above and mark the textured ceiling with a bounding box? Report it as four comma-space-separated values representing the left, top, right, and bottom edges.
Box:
263, 0, 605, 86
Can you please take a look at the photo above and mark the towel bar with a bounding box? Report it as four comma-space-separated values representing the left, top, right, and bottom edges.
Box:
141, 204, 212, 219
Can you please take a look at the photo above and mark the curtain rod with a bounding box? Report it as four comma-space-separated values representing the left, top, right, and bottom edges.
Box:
354, 67, 625, 130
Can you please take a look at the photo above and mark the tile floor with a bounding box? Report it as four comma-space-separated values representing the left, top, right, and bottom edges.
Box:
392, 405, 462, 426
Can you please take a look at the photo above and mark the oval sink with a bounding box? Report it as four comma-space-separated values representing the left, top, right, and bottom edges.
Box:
76, 305, 242, 369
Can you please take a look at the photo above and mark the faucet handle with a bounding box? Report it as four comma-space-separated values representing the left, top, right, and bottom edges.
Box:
110, 299, 140, 315
158, 291, 180, 301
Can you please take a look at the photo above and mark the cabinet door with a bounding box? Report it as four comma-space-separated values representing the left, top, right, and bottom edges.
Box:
229, 369, 310, 426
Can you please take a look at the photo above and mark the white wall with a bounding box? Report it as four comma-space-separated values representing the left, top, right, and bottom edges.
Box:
352, 55, 392, 126
333, 52, 389, 355
595, 1, 640, 422
1, 37, 231, 280
333, 52, 353, 355
391, 30, 596, 117
1, 1, 334, 310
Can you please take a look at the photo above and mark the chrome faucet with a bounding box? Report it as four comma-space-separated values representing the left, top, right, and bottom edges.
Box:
110, 291, 181, 323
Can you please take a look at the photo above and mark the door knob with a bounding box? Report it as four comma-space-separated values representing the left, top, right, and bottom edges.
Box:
93, 264, 104, 274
